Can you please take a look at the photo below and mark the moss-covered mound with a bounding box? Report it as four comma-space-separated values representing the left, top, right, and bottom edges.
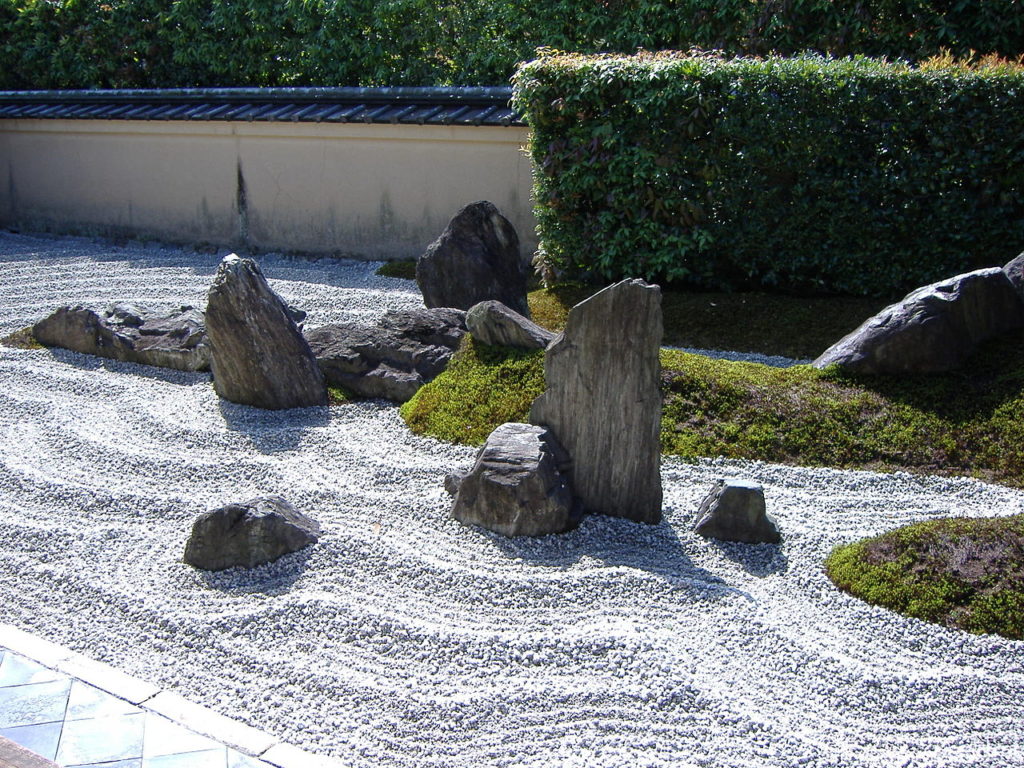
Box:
402, 324, 1024, 487
662, 329, 1024, 484
825, 515, 1024, 640
399, 338, 545, 445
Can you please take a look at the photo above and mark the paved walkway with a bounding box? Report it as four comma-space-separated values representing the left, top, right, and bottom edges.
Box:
0, 626, 337, 768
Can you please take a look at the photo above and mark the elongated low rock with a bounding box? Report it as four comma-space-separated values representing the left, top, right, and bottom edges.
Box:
450, 422, 577, 537
184, 495, 321, 571
813, 267, 1024, 374
33, 303, 210, 371
530, 279, 663, 524
467, 300, 555, 350
304, 307, 465, 402
416, 201, 531, 316
205, 254, 326, 409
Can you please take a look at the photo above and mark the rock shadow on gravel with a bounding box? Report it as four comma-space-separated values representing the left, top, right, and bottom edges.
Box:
47, 348, 211, 386
218, 400, 330, 453
486, 509, 744, 600
708, 539, 789, 577
194, 547, 314, 595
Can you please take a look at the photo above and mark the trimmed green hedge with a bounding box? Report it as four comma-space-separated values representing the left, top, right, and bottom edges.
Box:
2, 0, 1023, 90
512, 52, 1024, 296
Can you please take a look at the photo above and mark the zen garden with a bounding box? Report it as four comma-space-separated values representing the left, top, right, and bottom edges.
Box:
0, 2, 1022, 767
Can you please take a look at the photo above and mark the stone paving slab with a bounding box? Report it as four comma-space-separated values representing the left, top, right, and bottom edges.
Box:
0, 733, 59, 768
0, 624, 344, 768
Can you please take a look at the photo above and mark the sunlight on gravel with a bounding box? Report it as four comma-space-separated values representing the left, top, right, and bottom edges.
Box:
1, 232, 1023, 768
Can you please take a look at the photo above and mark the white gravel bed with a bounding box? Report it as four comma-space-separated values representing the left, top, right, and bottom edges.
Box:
0, 231, 1022, 768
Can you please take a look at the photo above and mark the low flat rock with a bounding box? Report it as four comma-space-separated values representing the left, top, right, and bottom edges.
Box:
32, 303, 210, 371
467, 300, 554, 350
813, 267, 1024, 374
184, 495, 321, 571
205, 254, 327, 409
450, 422, 578, 537
416, 201, 531, 317
694, 479, 781, 544
530, 279, 663, 524
304, 307, 466, 403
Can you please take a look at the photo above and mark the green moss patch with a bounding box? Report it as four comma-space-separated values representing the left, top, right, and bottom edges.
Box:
528, 285, 885, 360
327, 385, 354, 405
662, 329, 1024, 485
400, 337, 545, 445
0, 327, 42, 349
403, 324, 1024, 486
376, 260, 417, 280
825, 515, 1024, 639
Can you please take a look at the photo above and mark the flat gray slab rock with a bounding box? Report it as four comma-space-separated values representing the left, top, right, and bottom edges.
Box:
450, 422, 577, 537
467, 300, 554, 350
33, 303, 210, 372
416, 201, 531, 317
205, 254, 326, 409
530, 279, 663, 524
184, 495, 321, 571
813, 267, 1024, 374
694, 479, 781, 544
304, 307, 466, 403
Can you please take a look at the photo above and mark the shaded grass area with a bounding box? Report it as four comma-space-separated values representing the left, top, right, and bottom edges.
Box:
365, 275, 885, 360
826, 515, 1024, 639
401, 329, 1024, 487
529, 284, 887, 360
375, 260, 418, 280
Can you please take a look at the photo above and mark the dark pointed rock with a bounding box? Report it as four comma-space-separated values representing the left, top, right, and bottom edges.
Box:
530, 279, 663, 524
813, 268, 1024, 374
694, 479, 781, 544
304, 307, 466, 402
451, 422, 578, 537
467, 300, 554, 350
205, 254, 326, 409
416, 201, 531, 317
183, 495, 321, 571
33, 303, 210, 371
1002, 251, 1024, 302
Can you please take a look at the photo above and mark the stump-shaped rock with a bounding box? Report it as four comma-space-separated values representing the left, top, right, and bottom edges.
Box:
304, 307, 466, 402
813, 268, 1024, 374
450, 422, 578, 537
694, 480, 781, 544
530, 279, 663, 524
416, 201, 531, 317
184, 495, 321, 571
33, 303, 210, 371
205, 254, 326, 409
467, 300, 554, 350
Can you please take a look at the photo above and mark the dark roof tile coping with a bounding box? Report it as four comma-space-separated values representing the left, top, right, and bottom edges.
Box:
0, 87, 523, 127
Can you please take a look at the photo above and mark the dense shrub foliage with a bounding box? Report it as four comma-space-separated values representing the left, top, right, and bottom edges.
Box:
1, 0, 1023, 89
512, 52, 1024, 296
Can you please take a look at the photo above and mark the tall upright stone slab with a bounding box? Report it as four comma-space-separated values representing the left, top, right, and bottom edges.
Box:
530, 279, 663, 524
206, 254, 327, 409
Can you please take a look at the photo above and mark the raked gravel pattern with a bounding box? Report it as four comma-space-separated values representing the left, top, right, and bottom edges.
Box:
0, 232, 1023, 768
